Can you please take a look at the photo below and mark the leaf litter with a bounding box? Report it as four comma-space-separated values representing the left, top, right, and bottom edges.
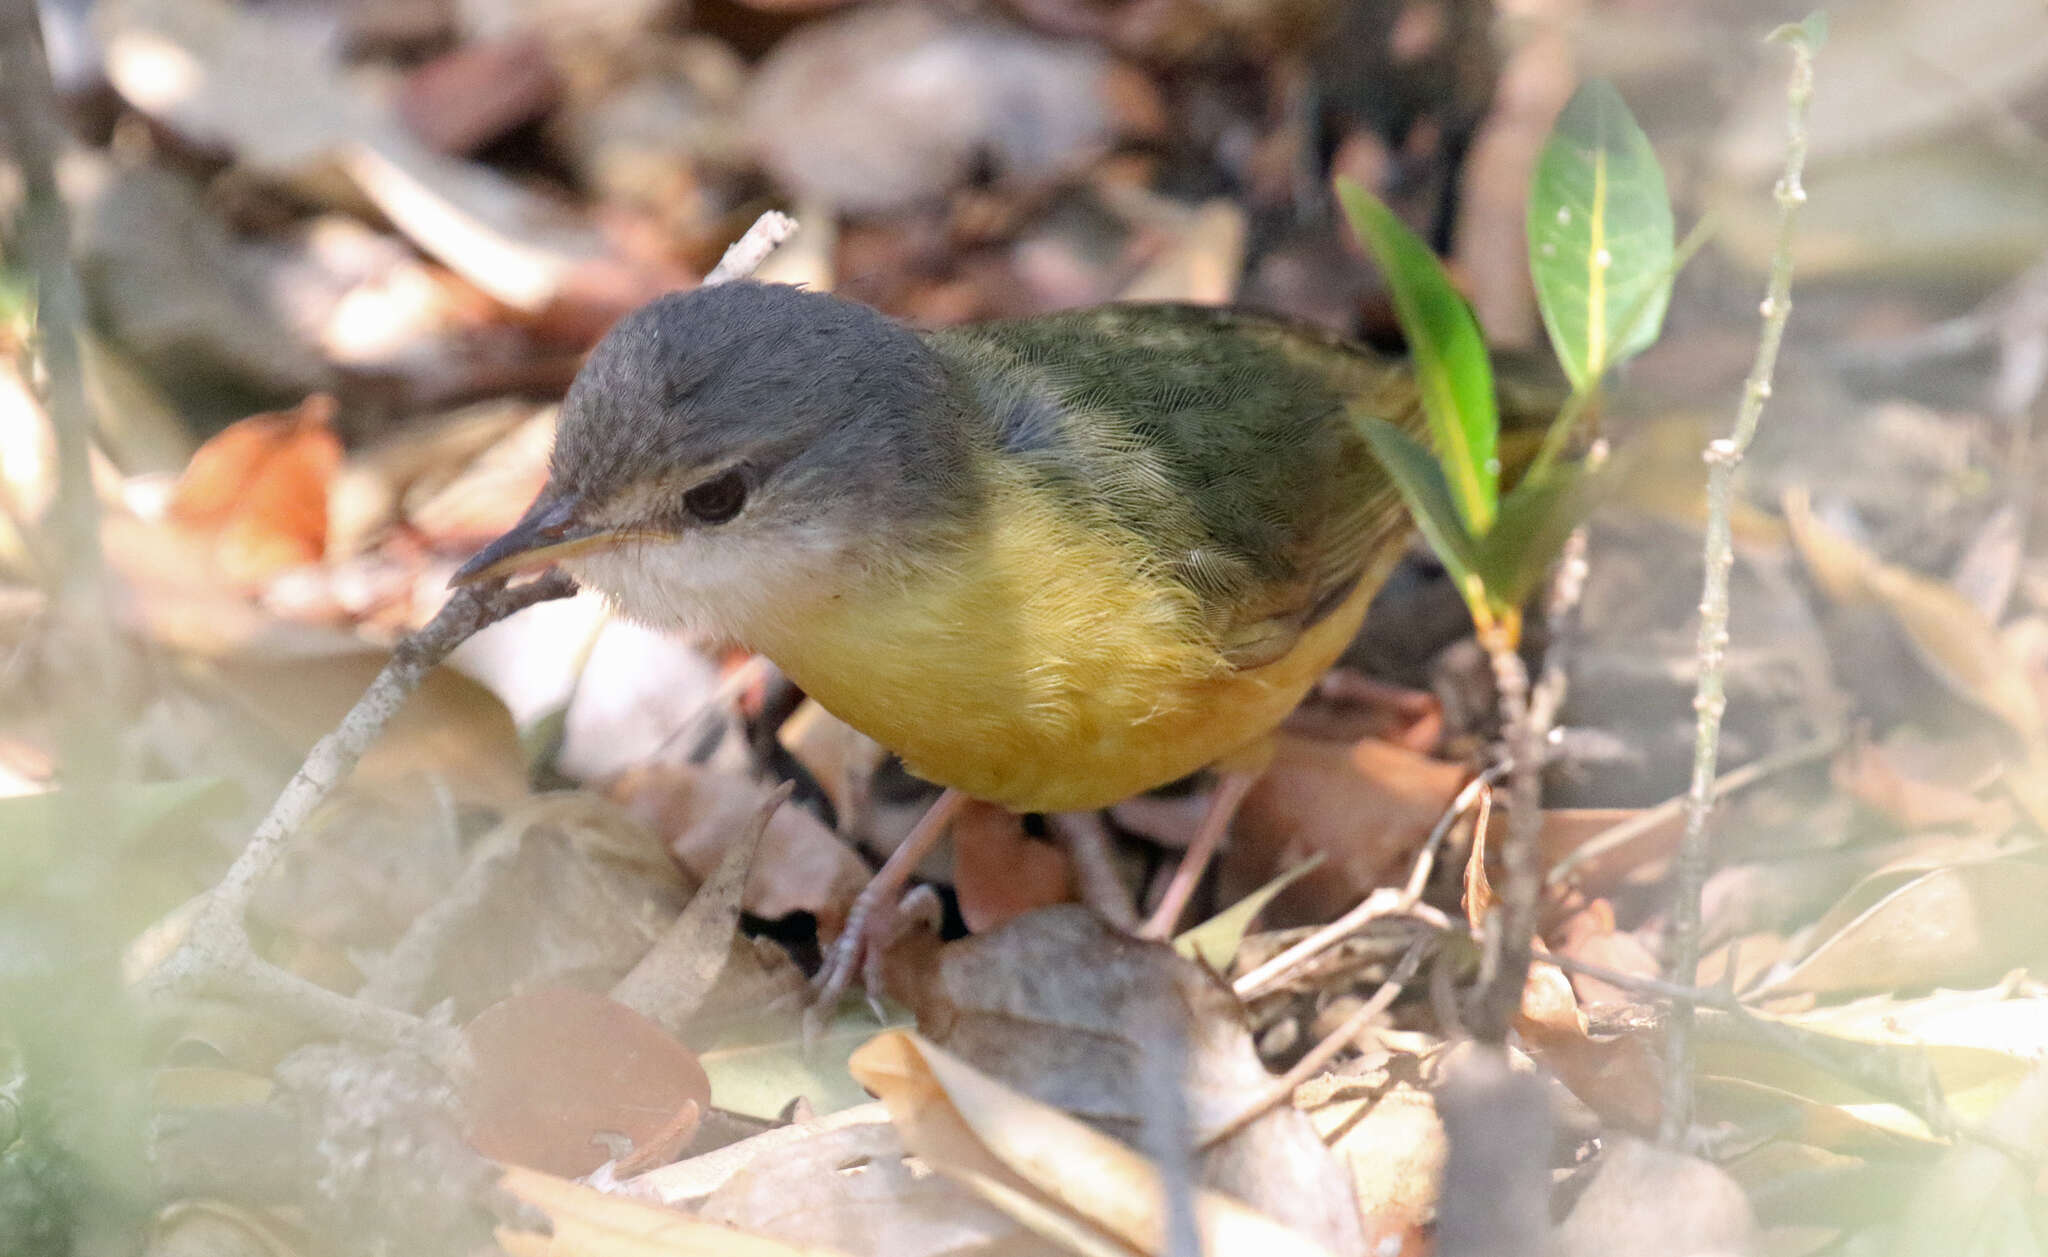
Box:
8, 0, 2048, 1254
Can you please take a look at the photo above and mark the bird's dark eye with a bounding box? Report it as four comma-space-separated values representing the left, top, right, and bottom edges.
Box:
683, 470, 748, 524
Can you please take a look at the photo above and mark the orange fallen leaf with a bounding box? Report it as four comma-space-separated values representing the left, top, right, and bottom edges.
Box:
168, 394, 342, 584
951, 800, 1073, 933
462, 986, 710, 1177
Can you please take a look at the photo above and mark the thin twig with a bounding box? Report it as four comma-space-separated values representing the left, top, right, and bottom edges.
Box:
1234, 765, 1497, 1001
141, 574, 578, 1049
1661, 24, 1819, 1144
1204, 931, 1434, 1147
703, 212, 799, 286
1545, 731, 1840, 888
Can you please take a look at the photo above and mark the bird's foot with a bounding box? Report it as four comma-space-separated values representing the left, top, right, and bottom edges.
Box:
811, 882, 943, 1023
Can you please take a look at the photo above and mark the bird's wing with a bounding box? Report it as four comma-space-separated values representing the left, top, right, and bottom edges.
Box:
926, 304, 1430, 670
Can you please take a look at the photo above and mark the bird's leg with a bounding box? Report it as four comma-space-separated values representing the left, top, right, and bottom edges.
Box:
814, 787, 967, 1010
1138, 770, 1259, 940
1052, 810, 1138, 931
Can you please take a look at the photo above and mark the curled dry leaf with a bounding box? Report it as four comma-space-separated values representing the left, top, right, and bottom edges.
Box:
1513, 963, 1663, 1133
462, 985, 710, 1177
879, 905, 1363, 1252
847, 1030, 1344, 1257
697, 1120, 1045, 1257
1694, 1074, 1945, 1159
168, 395, 342, 585
1757, 857, 2048, 999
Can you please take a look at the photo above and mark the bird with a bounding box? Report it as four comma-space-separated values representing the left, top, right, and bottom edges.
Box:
455, 280, 1453, 1001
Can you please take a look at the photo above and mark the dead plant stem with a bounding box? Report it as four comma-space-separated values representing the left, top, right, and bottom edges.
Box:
1660, 25, 1818, 1143
1475, 636, 1542, 1044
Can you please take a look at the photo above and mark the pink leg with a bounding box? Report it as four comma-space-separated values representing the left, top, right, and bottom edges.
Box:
1138, 770, 1258, 940
813, 788, 968, 1009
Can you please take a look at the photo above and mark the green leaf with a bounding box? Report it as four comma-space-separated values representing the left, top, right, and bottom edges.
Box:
1471, 462, 1590, 613
1174, 853, 1324, 971
1527, 79, 1675, 392
1337, 179, 1498, 532
1359, 416, 1482, 606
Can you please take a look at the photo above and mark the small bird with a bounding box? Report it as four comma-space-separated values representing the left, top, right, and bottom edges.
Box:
455, 281, 1439, 996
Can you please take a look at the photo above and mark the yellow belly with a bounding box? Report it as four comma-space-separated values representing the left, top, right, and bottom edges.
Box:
749, 477, 1379, 813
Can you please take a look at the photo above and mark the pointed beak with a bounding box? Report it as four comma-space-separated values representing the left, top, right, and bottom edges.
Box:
450, 492, 628, 587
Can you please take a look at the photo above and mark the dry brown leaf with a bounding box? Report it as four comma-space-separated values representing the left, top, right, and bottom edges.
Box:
744, 7, 1116, 214
463, 986, 710, 1177
398, 35, 560, 155
1303, 1074, 1442, 1249
1554, 1137, 1758, 1257
168, 394, 342, 584
1285, 670, 1443, 749
101, 0, 647, 315
951, 800, 1074, 933
1697, 989, 2048, 1139
880, 906, 1363, 1251
847, 1030, 1344, 1257
1462, 797, 1497, 930
1831, 727, 2000, 831
1757, 858, 2048, 998
1232, 734, 1468, 925
1513, 962, 1663, 1133
1694, 1075, 1944, 1158
697, 1120, 1051, 1257
1533, 808, 1685, 894
1786, 487, 2048, 827
498, 1164, 857, 1257
611, 763, 869, 935
1553, 898, 1661, 1007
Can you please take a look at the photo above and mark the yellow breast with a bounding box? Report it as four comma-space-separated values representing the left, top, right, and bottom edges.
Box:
748, 470, 1376, 813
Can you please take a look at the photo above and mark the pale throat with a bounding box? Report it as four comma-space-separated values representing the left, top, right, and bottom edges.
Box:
562, 522, 882, 653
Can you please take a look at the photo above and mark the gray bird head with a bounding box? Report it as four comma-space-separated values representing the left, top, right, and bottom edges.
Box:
454, 282, 975, 640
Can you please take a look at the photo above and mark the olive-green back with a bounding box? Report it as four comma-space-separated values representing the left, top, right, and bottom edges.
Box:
924, 304, 1431, 665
